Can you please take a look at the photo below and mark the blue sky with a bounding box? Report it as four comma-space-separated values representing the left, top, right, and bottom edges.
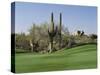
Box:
14, 2, 97, 35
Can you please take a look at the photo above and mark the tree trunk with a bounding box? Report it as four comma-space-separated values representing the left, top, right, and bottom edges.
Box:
49, 38, 53, 53
30, 40, 34, 52
31, 45, 33, 52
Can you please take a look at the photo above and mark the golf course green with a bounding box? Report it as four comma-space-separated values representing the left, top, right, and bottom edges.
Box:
15, 44, 97, 73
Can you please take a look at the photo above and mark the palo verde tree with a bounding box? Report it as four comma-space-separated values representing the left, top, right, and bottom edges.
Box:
90, 34, 97, 43
29, 23, 49, 52
48, 12, 57, 53
29, 24, 40, 52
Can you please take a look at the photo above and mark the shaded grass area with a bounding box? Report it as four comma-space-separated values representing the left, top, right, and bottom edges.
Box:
15, 49, 30, 53
15, 44, 97, 73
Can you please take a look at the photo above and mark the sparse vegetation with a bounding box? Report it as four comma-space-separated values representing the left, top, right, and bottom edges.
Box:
15, 13, 97, 54
14, 13, 97, 73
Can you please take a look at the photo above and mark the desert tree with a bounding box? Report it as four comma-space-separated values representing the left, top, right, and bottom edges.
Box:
29, 24, 40, 52
89, 34, 97, 43
28, 22, 50, 52
77, 30, 84, 37
61, 25, 70, 48
90, 34, 97, 40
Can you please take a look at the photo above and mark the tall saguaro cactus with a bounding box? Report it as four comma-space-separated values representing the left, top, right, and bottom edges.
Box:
58, 13, 62, 49
48, 12, 57, 53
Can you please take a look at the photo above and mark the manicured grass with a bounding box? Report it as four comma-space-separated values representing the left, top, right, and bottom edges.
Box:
15, 44, 97, 73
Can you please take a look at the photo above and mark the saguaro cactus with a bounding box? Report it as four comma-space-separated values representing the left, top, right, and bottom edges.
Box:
48, 12, 57, 52
58, 13, 62, 49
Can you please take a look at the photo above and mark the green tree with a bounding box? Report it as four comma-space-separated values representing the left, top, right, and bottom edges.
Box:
90, 34, 97, 43
29, 23, 49, 52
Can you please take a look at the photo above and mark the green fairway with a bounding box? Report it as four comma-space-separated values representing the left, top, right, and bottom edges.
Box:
15, 44, 97, 73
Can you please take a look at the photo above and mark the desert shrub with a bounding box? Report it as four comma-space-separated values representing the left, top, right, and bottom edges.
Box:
15, 33, 30, 50
67, 36, 76, 48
